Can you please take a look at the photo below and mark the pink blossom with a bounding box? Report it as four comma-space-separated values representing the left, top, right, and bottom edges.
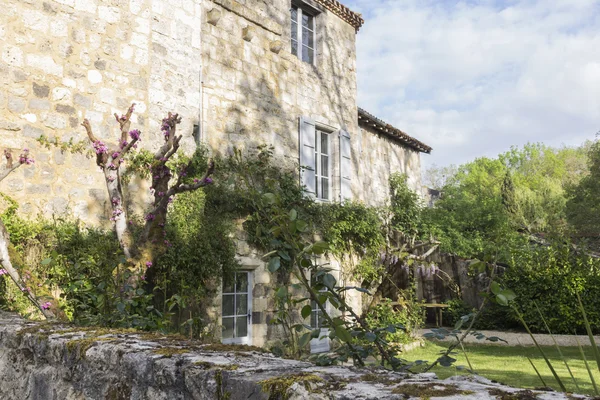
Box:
146, 261, 152, 268
41, 302, 51, 310
93, 141, 108, 155
0, 269, 6, 276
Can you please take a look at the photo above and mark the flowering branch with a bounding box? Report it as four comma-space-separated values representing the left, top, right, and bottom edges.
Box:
0, 149, 35, 182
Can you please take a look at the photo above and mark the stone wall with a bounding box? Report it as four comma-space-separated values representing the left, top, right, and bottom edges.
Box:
0, 0, 202, 224
0, 312, 586, 399
356, 124, 423, 206
201, 0, 359, 200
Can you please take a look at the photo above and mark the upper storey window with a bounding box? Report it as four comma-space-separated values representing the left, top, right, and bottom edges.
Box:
291, 5, 315, 64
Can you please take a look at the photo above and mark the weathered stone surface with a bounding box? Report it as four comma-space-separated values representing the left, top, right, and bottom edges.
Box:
0, 312, 589, 399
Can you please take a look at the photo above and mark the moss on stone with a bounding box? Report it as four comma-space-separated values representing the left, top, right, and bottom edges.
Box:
488, 388, 540, 400
66, 337, 114, 360
360, 373, 401, 386
259, 373, 324, 400
391, 383, 475, 399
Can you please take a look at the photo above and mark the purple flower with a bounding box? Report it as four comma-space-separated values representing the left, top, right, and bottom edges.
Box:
204, 177, 213, 184
129, 129, 141, 141
120, 140, 128, 149
112, 151, 120, 159
41, 302, 51, 310
0, 269, 6, 276
158, 192, 165, 197
18, 149, 35, 165
146, 261, 152, 268
93, 141, 108, 155
145, 213, 155, 221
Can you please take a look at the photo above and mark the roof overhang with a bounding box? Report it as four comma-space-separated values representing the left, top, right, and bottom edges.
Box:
358, 108, 432, 154
312, 0, 364, 32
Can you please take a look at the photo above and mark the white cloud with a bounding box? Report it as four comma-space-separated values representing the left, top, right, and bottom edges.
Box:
345, 0, 600, 168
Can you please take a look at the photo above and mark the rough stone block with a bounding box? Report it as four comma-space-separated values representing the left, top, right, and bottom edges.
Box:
26, 54, 63, 76
33, 83, 50, 98
2, 45, 23, 67
74, 93, 92, 108
25, 184, 51, 194
29, 98, 50, 110
98, 6, 121, 23
22, 125, 44, 139
7, 96, 25, 113
56, 104, 76, 115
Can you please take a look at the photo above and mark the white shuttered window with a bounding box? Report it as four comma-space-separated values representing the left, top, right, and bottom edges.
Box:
299, 117, 351, 203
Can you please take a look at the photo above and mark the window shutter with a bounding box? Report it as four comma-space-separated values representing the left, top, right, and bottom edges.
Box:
299, 116, 317, 197
339, 130, 352, 201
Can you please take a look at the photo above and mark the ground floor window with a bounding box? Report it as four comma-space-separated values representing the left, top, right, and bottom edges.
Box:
222, 271, 252, 344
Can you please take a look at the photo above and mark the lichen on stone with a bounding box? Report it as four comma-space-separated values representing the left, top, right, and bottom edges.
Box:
391, 383, 475, 399
259, 373, 324, 400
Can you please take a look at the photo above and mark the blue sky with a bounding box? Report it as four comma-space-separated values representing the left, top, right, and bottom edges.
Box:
344, 0, 600, 169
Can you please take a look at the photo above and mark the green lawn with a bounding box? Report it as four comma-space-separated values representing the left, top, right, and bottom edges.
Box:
403, 341, 600, 396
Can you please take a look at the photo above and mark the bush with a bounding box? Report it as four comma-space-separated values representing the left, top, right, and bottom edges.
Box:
365, 298, 424, 345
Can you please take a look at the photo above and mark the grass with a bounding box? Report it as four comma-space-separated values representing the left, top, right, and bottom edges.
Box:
403, 342, 600, 396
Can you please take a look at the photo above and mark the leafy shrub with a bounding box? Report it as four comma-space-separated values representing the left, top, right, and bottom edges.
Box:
365, 298, 424, 345
441, 299, 475, 327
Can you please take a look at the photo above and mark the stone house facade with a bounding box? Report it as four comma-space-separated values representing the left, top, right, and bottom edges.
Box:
0, 0, 431, 348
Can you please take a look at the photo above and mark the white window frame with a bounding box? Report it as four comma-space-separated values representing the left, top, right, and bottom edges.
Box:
291, 4, 316, 65
315, 129, 331, 202
221, 271, 253, 345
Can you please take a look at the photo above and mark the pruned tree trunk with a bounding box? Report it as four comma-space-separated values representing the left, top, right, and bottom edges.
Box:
81, 105, 214, 285
0, 149, 54, 319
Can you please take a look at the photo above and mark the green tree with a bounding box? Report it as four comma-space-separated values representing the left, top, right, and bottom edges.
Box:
567, 140, 600, 241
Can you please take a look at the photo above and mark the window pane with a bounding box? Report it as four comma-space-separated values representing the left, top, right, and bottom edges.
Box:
291, 39, 298, 56
315, 176, 319, 197
291, 6, 298, 22
321, 178, 329, 200
236, 273, 248, 293
311, 310, 317, 328
223, 275, 234, 293
222, 317, 234, 339
302, 28, 314, 48
222, 294, 234, 316
302, 13, 313, 30
291, 21, 298, 41
236, 316, 248, 338
302, 46, 314, 64
321, 156, 328, 177
320, 133, 328, 154
236, 294, 248, 315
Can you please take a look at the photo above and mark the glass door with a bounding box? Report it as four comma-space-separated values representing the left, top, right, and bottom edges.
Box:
221, 271, 252, 345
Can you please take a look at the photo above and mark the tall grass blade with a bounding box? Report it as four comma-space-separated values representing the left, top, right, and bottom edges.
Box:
534, 301, 579, 391
513, 306, 567, 392
576, 292, 600, 374
528, 357, 548, 388
575, 335, 599, 396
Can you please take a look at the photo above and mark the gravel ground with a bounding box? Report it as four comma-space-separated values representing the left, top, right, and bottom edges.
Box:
418, 329, 600, 347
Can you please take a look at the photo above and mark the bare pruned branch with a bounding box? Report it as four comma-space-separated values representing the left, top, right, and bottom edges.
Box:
81, 119, 98, 143
114, 103, 136, 144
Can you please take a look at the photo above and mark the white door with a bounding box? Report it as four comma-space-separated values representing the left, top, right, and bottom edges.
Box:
221, 271, 252, 345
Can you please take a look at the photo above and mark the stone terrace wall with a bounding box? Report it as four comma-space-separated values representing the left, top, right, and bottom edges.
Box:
0, 312, 586, 399
0, 0, 202, 224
